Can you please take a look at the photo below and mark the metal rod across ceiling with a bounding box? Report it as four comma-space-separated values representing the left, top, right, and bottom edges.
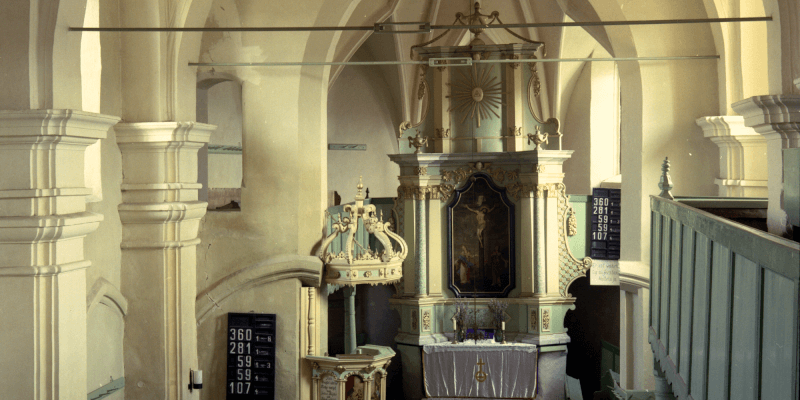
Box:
70, 16, 771, 32
189, 55, 719, 68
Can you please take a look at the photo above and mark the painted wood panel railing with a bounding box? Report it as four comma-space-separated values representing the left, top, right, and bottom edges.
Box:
649, 195, 799, 400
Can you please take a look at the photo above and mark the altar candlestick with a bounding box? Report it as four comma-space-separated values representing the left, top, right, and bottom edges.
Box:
501, 321, 505, 330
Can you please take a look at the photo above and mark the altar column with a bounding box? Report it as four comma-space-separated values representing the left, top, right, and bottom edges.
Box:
505, 58, 526, 151
399, 185, 418, 297
426, 178, 444, 298
414, 187, 428, 298
433, 67, 451, 153
116, 121, 213, 399
732, 94, 800, 237
518, 184, 536, 297
0, 110, 119, 400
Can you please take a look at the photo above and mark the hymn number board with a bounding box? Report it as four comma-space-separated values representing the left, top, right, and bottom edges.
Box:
590, 188, 621, 260
226, 313, 276, 399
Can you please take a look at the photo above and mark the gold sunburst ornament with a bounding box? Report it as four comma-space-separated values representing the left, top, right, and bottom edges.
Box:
448, 65, 502, 127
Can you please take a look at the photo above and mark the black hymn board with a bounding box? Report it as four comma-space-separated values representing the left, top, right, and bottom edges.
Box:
590, 188, 621, 260
226, 313, 276, 399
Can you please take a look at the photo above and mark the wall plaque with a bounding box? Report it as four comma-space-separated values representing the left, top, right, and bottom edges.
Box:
590, 188, 621, 260
320, 375, 337, 400
226, 313, 276, 399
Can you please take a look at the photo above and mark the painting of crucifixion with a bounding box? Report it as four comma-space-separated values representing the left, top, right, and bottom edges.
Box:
447, 173, 515, 297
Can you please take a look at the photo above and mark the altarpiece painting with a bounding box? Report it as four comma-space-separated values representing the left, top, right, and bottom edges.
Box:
447, 173, 515, 297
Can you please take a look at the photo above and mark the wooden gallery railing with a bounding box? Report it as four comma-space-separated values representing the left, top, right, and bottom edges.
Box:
649, 195, 799, 399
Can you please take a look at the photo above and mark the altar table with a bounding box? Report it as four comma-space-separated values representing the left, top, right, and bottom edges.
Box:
422, 340, 539, 399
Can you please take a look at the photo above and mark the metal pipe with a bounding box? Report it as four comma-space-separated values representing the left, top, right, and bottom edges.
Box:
188, 55, 718, 68
70, 16, 771, 32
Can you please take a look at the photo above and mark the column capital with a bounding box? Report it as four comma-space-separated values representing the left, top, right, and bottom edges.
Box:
731, 95, 800, 135
695, 115, 760, 139
0, 109, 119, 140
115, 121, 215, 144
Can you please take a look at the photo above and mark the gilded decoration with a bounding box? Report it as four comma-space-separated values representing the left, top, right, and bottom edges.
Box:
364, 271, 372, 278
408, 131, 428, 154
509, 55, 521, 69
536, 164, 546, 173
541, 309, 551, 331
508, 126, 522, 137
435, 128, 451, 138
530, 310, 537, 331
555, 183, 592, 296
416, 166, 428, 176
411, 310, 418, 331
448, 65, 502, 127
422, 310, 432, 332
439, 165, 522, 202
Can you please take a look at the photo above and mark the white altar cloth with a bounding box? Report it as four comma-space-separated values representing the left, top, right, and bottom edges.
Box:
423, 340, 538, 399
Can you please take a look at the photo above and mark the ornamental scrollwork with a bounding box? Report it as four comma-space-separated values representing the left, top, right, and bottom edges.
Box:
567, 206, 577, 236
556, 182, 592, 297
422, 310, 432, 332
541, 309, 551, 331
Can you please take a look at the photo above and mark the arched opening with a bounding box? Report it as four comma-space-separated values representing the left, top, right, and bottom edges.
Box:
197, 77, 244, 210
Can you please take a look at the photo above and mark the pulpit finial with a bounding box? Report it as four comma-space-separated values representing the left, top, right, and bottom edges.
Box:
659, 157, 674, 200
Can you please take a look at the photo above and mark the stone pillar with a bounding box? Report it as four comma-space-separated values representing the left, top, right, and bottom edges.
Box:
116, 121, 213, 399
0, 110, 119, 400
732, 95, 800, 236
505, 60, 526, 151
433, 67, 452, 153
696, 116, 768, 197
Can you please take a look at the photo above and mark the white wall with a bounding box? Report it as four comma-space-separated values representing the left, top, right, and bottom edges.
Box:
327, 34, 401, 202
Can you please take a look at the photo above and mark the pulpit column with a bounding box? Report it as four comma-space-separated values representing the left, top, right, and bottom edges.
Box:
116, 121, 213, 399
0, 110, 119, 400
433, 67, 451, 153
732, 95, 800, 237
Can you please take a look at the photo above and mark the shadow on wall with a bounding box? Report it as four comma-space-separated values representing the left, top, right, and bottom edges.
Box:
564, 276, 620, 399
328, 284, 403, 399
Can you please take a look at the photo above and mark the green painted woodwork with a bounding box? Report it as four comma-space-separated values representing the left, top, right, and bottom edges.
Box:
785, 148, 800, 227
649, 196, 800, 400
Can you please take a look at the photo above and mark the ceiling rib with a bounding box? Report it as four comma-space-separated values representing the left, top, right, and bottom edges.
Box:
70, 16, 771, 32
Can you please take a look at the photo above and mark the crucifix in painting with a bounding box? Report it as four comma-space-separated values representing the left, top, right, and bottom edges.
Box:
447, 173, 515, 297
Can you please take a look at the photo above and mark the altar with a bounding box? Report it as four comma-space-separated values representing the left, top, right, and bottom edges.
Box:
422, 340, 567, 400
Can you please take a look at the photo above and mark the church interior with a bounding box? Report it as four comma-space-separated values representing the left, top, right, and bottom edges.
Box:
1, 0, 798, 399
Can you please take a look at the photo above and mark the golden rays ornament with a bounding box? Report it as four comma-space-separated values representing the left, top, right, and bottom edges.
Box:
448, 65, 503, 127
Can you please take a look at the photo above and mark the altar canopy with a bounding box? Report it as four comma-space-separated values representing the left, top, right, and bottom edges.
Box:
423, 341, 538, 399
